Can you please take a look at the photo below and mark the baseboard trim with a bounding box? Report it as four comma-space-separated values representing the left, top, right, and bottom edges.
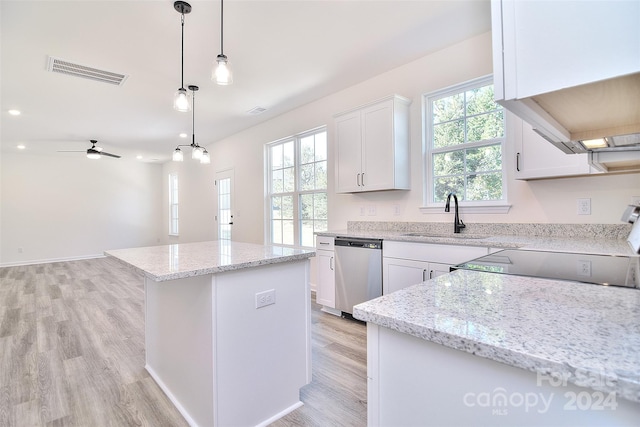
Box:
255, 401, 304, 427
0, 253, 105, 268
146, 364, 198, 427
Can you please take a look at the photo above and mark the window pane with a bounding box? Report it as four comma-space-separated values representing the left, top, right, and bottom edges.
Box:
467, 173, 503, 201
272, 220, 282, 244
315, 133, 327, 161
433, 176, 464, 203
300, 135, 314, 164
282, 196, 293, 219
282, 220, 295, 245
315, 193, 327, 220
283, 167, 295, 193
315, 161, 327, 189
467, 111, 504, 142
433, 93, 464, 124
283, 141, 294, 167
466, 85, 498, 116
271, 144, 283, 169
300, 194, 313, 219
433, 151, 464, 176
272, 196, 282, 219
299, 164, 314, 191
466, 145, 502, 174
433, 120, 464, 148
300, 220, 314, 247
272, 169, 283, 193
315, 219, 328, 233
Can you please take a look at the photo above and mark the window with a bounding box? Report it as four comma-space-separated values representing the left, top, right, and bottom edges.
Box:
267, 128, 327, 248
424, 76, 505, 207
169, 173, 178, 235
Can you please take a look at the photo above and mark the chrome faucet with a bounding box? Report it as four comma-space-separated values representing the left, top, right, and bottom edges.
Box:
445, 193, 466, 234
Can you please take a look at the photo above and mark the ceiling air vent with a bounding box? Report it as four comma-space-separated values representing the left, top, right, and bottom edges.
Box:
46, 56, 128, 86
247, 106, 266, 115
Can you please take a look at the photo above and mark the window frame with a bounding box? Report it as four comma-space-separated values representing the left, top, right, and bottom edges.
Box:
265, 126, 328, 248
168, 173, 179, 236
421, 75, 511, 214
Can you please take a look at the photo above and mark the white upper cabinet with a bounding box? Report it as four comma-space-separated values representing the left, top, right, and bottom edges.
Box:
335, 95, 411, 193
513, 118, 600, 180
491, 0, 640, 147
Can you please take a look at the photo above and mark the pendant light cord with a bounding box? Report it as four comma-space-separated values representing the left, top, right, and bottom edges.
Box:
220, 0, 224, 55
192, 89, 196, 145
180, 13, 185, 89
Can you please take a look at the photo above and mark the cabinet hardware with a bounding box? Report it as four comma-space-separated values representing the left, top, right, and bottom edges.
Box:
516, 152, 521, 172
330, 256, 334, 271
319, 242, 330, 245
429, 270, 434, 279
422, 269, 427, 282
361, 172, 365, 186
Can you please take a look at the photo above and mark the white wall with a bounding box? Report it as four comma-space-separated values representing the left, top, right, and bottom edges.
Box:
165, 31, 640, 250
1, 152, 163, 266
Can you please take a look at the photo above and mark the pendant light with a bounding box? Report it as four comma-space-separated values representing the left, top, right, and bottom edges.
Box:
173, 1, 192, 112
172, 85, 210, 164
212, 0, 233, 85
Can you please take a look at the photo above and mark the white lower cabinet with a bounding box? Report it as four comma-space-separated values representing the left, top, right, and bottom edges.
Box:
315, 236, 337, 310
383, 258, 450, 295
383, 241, 488, 294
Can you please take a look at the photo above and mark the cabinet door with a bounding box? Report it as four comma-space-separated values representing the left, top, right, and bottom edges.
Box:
514, 119, 593, 180
428, 262, 450, 279
499, 0, 640, 100
316, 249, 335, 308
383, 257, 430, 295
361, 100, 395, 191
335, 112, 362, 193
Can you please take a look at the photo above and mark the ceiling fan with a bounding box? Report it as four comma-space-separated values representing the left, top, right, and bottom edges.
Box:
58, 140, 121, 159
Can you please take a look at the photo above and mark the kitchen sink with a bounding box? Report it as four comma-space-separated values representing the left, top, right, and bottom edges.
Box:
401, 232, 486, 239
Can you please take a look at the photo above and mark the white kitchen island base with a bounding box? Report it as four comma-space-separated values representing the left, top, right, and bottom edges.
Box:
367, 324, 640, 427
144, 260, 311, 427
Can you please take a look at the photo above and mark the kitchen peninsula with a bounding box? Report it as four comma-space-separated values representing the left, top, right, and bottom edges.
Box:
105, 240, 315, 427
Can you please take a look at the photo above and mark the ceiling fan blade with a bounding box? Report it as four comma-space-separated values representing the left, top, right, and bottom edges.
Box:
100, 151, 121, 158
57, 150, 86, 153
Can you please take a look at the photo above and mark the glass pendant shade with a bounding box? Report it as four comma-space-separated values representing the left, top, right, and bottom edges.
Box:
173, 148, 184, 162
174, 88, 191, 112
200, 149, 211, 164
192, 145, 204, 159
213, 55, 233, 85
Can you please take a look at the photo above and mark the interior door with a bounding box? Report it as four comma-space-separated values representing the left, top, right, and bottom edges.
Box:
216, 169, 234, 240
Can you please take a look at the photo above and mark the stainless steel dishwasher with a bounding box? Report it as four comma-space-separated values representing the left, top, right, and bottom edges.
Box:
334, 237, 383, 315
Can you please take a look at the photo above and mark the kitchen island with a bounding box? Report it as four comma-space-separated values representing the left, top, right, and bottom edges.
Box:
105, 240, 315, 427
354, 269, 640, 426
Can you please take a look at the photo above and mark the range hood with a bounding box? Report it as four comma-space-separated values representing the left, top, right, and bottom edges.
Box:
500, 73, 640, 173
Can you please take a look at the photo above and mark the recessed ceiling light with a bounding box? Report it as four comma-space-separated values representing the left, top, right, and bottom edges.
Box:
179, 133, 188, 138
136, 155, 143, 160
17, 144, 26, 150
8, 109, 21, 116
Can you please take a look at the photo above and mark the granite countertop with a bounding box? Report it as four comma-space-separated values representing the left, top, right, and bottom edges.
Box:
105, 240, 315, 281
316, 228, 636, 256
353, 269, 640, 403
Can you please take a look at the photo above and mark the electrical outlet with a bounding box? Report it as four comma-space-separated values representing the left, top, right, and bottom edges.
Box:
255, 289, 276, 309
367, 206, 377, 216
577, 198, 591, 215
577, 260, 591, 277
393, 205, 401, 216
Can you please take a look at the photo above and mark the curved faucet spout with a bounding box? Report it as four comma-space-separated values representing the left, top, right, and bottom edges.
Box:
444, 192, 466, 233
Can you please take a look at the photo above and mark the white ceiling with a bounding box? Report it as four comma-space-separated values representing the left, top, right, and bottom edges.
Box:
1, 0, 491, 162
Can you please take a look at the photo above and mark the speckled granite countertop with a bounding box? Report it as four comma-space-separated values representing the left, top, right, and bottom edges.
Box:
353, 269, 640, 403
317, 222, 636, 256
105, 240, 315, 281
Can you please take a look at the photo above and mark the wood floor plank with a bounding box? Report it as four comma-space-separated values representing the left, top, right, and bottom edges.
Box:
0, 258, 368, 426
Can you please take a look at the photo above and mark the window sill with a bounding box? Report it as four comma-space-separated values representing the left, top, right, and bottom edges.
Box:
419, 203, 511, 215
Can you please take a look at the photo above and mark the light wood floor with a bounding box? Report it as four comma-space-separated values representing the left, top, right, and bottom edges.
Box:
0, 257, 367, 426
